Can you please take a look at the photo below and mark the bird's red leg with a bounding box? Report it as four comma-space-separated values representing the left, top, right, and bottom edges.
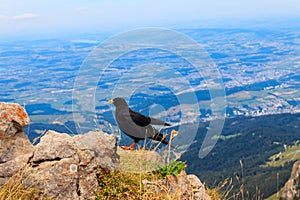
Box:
129, 142, 136, 150
121, 142, 136, 150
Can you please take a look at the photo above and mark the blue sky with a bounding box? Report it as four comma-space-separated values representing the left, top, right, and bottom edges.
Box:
1, 0, 300, 38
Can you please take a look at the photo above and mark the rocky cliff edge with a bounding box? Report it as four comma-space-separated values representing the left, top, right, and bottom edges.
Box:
0, 102, 211, 200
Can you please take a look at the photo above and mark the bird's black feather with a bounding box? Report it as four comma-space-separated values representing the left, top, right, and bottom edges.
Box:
129, 109, 151, 127
129, 109, 171, 127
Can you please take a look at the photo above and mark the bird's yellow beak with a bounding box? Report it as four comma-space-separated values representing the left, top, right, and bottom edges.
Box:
108, 99, 114, 103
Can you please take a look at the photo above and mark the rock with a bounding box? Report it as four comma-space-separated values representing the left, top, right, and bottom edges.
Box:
0, 102, 33, 185
142, 170, 211, 200
282, 160, 300, 200
188, 174, 211, 200
73, 131, 119, 197
0, 102, 120, 199
23, 130, 119, 199
0, 102, 29, 137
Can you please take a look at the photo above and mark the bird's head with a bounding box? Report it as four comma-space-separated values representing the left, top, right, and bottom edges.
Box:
108, 97, 128, 107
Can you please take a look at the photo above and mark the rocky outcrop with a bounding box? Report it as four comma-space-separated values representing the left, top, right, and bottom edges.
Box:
282, 160, 300, 200
0, 102, 211, 200
0, 102, 119, 199
23, 130, 119, 199
0, 102, 30, 137
0, 102, 33, 185
143, 171, 211, 200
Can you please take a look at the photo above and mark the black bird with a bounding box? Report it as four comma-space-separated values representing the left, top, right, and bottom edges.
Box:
108, 97, 171, 150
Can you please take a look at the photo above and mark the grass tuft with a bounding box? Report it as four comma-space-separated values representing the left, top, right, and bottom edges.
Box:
0, 173, 39, 200
96, 169, 144, 199
206, 178, 234, 200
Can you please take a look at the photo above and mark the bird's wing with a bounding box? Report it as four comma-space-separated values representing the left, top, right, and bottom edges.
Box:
129, 109, 151, 127
116, 109, 156, 138
129, 109, 171, 126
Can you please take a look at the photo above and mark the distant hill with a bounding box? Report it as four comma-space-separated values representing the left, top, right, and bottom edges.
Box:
181, 113, 300, 198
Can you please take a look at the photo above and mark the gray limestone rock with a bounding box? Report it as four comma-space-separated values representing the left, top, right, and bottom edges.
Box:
0, 102, 120, 199
0, 102, 33, 185
23, 130, 119, 199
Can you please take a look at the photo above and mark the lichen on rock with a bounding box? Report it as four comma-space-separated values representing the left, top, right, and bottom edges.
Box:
0, 102, 29, 137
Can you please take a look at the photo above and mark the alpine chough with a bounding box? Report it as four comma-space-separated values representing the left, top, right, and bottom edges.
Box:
109, 97, 171, 150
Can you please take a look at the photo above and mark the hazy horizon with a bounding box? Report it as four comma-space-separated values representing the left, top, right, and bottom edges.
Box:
1, 0, 300, 40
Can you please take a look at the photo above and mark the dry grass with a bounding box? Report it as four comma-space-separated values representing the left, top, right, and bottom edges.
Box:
117, 148, 163, 173
206, 160, 265, 200
117, 129, 178, 173
206, 178, 235, 200
0, 173, 39, 200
